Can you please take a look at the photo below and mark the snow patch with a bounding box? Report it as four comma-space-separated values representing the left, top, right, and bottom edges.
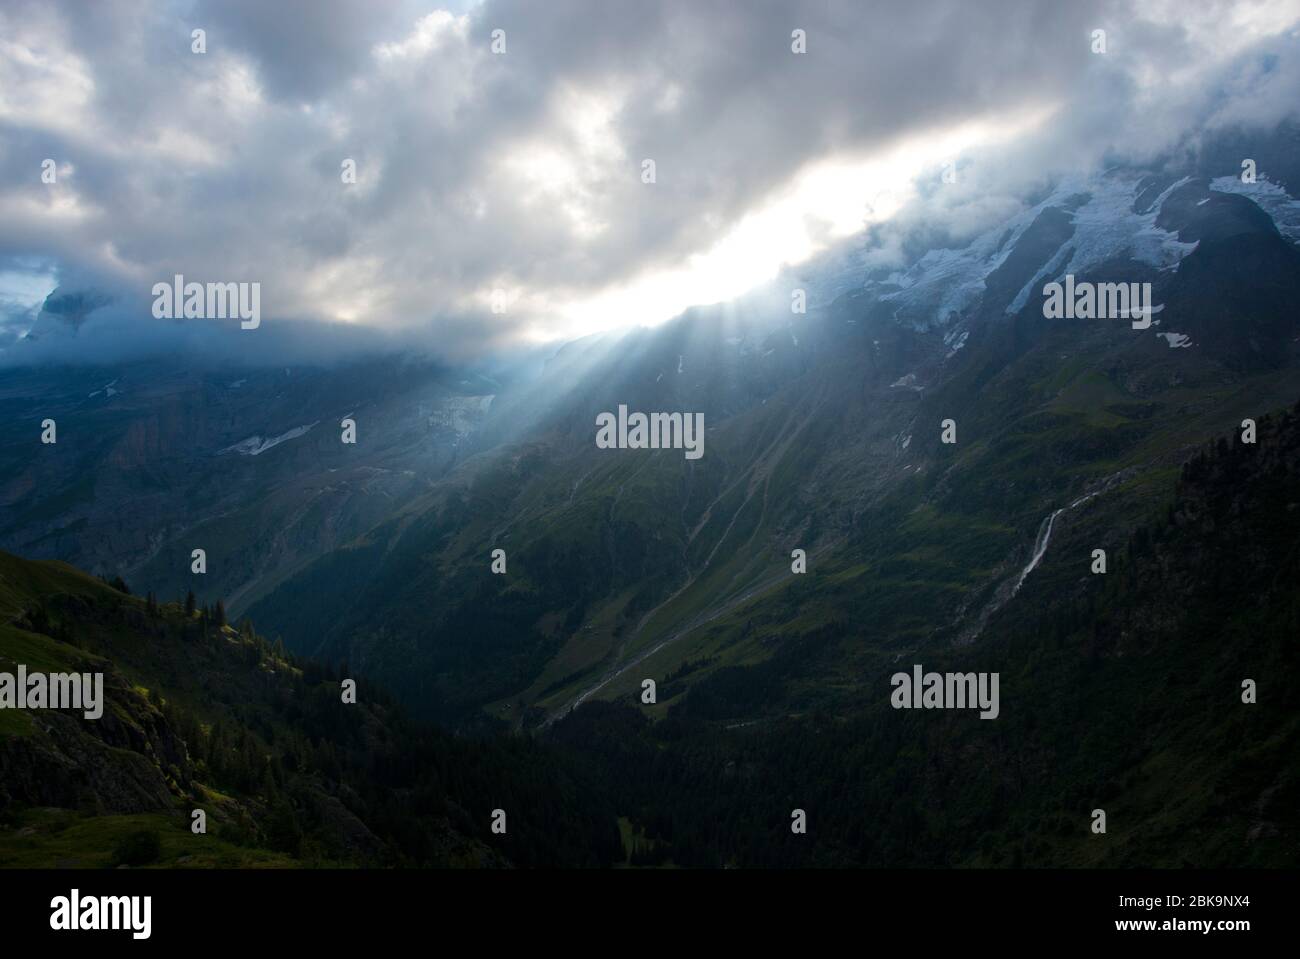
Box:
1006, 174, 1198, 315
222, 422, 318, 456
1210, 175, 1300, 243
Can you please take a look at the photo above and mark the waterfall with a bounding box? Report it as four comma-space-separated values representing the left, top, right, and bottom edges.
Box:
1013, 508, 1063, 595
1012, 490, 1100, 596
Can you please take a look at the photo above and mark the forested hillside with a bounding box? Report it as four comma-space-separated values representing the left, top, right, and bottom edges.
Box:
0, 553, 620, 867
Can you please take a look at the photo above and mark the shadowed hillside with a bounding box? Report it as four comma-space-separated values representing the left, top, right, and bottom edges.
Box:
0, 552, 620, 867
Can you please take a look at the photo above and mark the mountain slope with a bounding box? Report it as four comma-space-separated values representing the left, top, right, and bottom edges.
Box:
5, 128, 1299, 739
545, 402, 1300, 867
0, 551, 620, 867
242, 145, 1300, 729
0, 358, 503, 616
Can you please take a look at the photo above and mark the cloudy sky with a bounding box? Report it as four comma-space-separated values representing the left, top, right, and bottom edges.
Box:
2, 0, 1298, 363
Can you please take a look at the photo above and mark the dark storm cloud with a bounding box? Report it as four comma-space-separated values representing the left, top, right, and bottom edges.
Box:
0, 0, 1296, 364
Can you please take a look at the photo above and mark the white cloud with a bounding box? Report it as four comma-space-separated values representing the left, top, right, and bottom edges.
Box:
0, 0, 1297, 363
